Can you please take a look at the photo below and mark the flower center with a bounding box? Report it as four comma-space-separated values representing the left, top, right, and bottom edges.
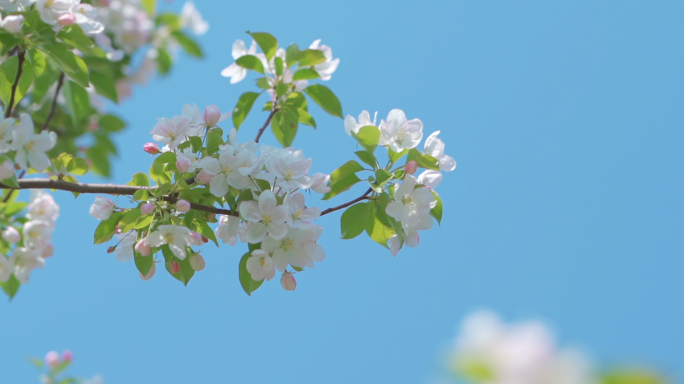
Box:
280, 238, 295, 252
165, 234, 175, 244
292, 209, 303, 221
262, 215, 272, 226
283, 170, 295, 181
222, 165, 233, 174
402, 195, 414, 205
259, 257, 267, 267
45, 0, 55, 7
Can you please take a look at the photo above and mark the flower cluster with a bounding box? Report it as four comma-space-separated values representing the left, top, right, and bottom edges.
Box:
0, 0, 105, 34
0, 190, 59, 285
0, 113, 56, 173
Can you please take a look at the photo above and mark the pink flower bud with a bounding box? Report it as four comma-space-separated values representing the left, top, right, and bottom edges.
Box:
189, 231, 203, 246
42, 244, 54, 258
189, 253, 205, 271
281, 271, 297, 291
405, 160, 418, 175
143, 142, 159, 155
62, 350, 73, 363
169, 260, 180, 274
141, 203, 154, 215
2, 226, 20, 243
107, 245, 116, 254
202, 235, 209, 244
135, 239, 151, 256
0, 160, 14, 180
45, 351, 59, 368
176, 156, 191, 173
57, 14, 77, 26
195, 170, 213, 185
203, 105, 222, 127
139, 262, 156, 281
176, 199, 191, 213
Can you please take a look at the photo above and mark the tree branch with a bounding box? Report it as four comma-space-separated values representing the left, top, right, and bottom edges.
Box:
320, 188, 373, 216
40, 73, 65, 131
254, 108, 279, 143
5, 50, 25, 119
0, 178, 237, 216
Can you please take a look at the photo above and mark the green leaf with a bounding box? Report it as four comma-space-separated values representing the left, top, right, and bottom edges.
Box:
134, 253, 153, 277
99, 114, 126, 132
27, 49, 47, 76
274, 57, 284, 77
171, 30, 203, 57
388, 148, 408, 164
239, 252, 264, 296
41, 43, 90, 87
0, 274, 20, 300
156, 48, 172, 75
248, 32, 278, 60
322, 174, 361, 200
132, 214, 153, 229
329, 160, 364, 187
66, 157, 89, 176
118, 209, 142, 232
352, 125, 381, 153
298, 49, 326, 67
365, 202, 395, 248
149, 162, 170, 185
142, 0, 156, 15
297, 108, 316, 128
194, 221, 218, 247
430, 191, 442, 225
232, 92, 260, 129
89, 71, 118, 103
236, 55, 265, 74
375, 169, 392, 187
285, 43, 302, 65
1, 202, 28, 216
63, 80, 90, 126
162, 245, 195, 286
293, 68, 320, 81
0, 56, 34, 110
271, 109, 298, 147
407, 148, 440, 170
341, 202, 370, 239
93, 212, 123, 244
154, 151, 177, 164
127, 172, 150, 187
304, 84, 343, 118
57, 25, 95, 52
355, 151, 377, 169
206, 128, 224, 155
0, 172, 19, 189
600, 369, 666, 384
87, 146, 110, 177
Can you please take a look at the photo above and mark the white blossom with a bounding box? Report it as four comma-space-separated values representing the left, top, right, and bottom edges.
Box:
344, 110, 377, 137
424, 131, 456, 172
199, 150, 255, 197
417, 170, 442, 189
0, 159, 14, 180
262, 225, 325, 271
265, 147, 313, 191
22, 220, 52, 251
36, 0, 78, 25
309, 172, 331, 194
0, 0, 35, 12
89, 196, 115, 220
150, 116, 190, 149
385, 174, 435, 225
113, 231, 136, 263
145, 225, 194, 260
99, 0, 153, 54
221, 39, 257, 84
378, 109, 423, 153
0, 254, 14, 282
0, 115, 16, 153
27, 190, 59, 228
214, 215, 243, 246
284, 192, 320, 228
246, 249, 275, 281
73, 4, 104, 34
179, 1, 208, 35
2, 226, 20, 243
1, 14, 24, 33
12, 247, 44, 284
10, 114, 57, 171
239, 190, 288, 243
309, 39, 339, 81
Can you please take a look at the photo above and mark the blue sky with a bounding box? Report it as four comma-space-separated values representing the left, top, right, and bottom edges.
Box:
1, 0, 683, 383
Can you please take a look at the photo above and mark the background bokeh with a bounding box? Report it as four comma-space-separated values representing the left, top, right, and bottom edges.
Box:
1, 0, 683, 383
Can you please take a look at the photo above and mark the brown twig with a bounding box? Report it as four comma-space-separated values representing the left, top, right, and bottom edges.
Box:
5, 50, 25, 118
0, 178, 237, 216
320, 188, 373, 216
40, 73, 65, 131
254, 108, 279, 143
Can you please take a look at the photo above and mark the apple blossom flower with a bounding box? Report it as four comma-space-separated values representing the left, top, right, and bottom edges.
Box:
265, 147, 313, 191
150, 116, 190, 149
179, 1, 208, 35
135, 238, 151, 256
0, 254, 14, 282
141, 203, 154, 215
42, 243, 54, 258
1, 14, 24, 33
344, 110, 377, 137
12, 246, 44, 283
0, 159, 14, 179
176, 200, 191, 213
246, 249, 275, 281
99, 0, 153, 53
215, 215, 242, 246
145, 225, 194, 260
378, 109, 424, 153
0, 115, 16, 152
169, 260, 180, 274
27, 190, 59, 227
405, 160, 418, 175
239, 191, 289, 243
2, 226, 20, 243
188, 231, 203, 246
417, 170, 442, 189
57, 13, 77, 26
424, 131, 456, 172
45, 351, 60, 368
176, 155, 191, 173
36, 0, 78, 26
10, 114, 57, 171
385, 174, 435, 224
221, 39, 257, 84
139, 262, 156, 281
281, 271, 296, 291
90, 196, 115, 220
62, 350, 73, 362
203, 105, 222, 127
143, 142, 159, 154
262, 225, 325, 271
284, 192, 320, 228
189, 253, 205, 271
0, 0, 35, 12
113, 231, 136, 262
198, 151, 254, 196
22, 220, 52, 250
309, 173, 331, 194
309, 39, 340, 81
73, 4, 104, 34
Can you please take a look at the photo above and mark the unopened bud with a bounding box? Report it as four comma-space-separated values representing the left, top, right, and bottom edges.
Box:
405, 160, 418, 175
176, 199, 191, 213
62, 350, 73, 363
176, 156, 191, 173
189, 253, 205, 271
139, 262, 156, 281
57, 14, 77, 26
202, 235, 208, 244
0, 160, 14, 180
143, 142, 159, 155
203, 105, 222, 127
135, 239, 151, 256
45, 351, 59, 368
281, 271, 297, 291
107, 245, 117, 253
2, 226, 20, 243
42, 243, 54, 258
169, 260, 180, 274
141, 203, 154, 215
1, 15, 24, 34
189, 231, 203, 246
195, 170, 213, 185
